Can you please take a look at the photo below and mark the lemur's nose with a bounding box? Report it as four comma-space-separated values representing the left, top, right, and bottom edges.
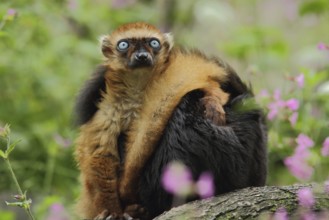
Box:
135, 52, 148, 61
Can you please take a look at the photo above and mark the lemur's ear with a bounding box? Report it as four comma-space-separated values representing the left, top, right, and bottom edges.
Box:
99, 35, 112, 57
164, 33, 174, 50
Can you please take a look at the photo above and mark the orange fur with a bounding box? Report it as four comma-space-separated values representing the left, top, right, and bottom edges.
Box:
75, 22, 173, 218
75, 81, 145, 218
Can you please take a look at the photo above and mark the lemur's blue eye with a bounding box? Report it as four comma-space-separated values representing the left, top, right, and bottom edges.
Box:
117, 41, 129, 51
149, 39, 160, 49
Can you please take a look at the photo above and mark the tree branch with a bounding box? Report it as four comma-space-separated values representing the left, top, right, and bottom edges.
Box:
154, 184, 329, 219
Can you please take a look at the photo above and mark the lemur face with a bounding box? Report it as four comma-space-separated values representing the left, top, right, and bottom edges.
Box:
115, 37, 162, 68
100, 22, 173, 70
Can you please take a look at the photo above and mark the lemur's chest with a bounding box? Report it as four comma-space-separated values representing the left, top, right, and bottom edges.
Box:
97, 89, 144, 132
93, 69, 153, 133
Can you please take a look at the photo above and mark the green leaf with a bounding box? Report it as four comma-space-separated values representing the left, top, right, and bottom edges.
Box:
299, 0, 329, 16
0, 149, 6, 158
5, 139, 21, 156
5, 198, 31, 208
22, 199, 32, 209
5, 201, 24, 207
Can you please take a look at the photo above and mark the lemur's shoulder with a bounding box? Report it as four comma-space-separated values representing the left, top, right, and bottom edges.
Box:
75, 65, 107, 126
172, 48, 250, 98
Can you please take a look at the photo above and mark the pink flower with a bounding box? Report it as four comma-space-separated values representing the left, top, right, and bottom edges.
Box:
295, 74, 305, 88
258, 89, 270, 98
267, 92, 286, 120
297, 188, 315, 208
285, 98, 299, 111
46, 203, 69, 220
161, 162, 193, 197
267, 102, 280, 120
289, 112, 298, 127
7, 9, 16, 16
273, 207, 289, 220
274, 89, 281, 100
256, 89, 270, 103
294, 145, 311, 160
321, 137, 329, 156
284, 156, 313, 180
296, 134, 314, 149
50, 203, 65, 212
196, 172, 215, 199
284, 134, 315, 180
317, 42, 328, 51
294, 135, 314, 160
267, 101, 285, 120
53, 134, 72, 148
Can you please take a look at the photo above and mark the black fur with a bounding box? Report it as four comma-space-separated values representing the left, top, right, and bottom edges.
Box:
75, 65, 107, 125
137, 88, 267, 218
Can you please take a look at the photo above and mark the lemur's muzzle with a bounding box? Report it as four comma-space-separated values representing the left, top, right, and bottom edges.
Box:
129, 48, 154, 68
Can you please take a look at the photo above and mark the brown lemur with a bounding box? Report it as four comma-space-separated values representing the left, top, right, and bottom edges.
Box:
75, 22, 230, 219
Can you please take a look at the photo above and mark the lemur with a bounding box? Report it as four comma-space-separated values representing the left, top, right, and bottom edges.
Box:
75, 22, 266, 219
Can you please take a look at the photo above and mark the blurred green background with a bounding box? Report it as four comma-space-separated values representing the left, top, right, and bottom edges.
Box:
0, 0, 328, 219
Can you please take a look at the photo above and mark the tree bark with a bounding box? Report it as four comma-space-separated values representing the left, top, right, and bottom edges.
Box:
154, 184, 329, 220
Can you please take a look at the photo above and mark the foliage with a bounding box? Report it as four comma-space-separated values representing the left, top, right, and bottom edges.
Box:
0, 125, 35, 220
0, 0, 328, 219
262, 68, 329, 186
